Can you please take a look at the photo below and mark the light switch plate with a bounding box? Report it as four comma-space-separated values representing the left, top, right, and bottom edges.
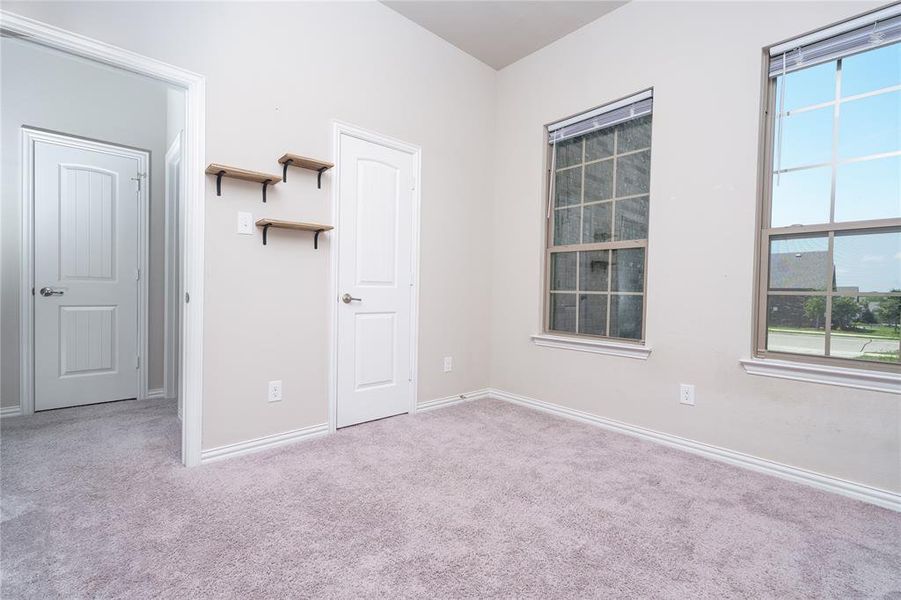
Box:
443, 356, 453, 372
237, 211, 254, 235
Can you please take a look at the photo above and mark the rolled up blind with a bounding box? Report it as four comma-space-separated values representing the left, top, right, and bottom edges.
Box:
768, 7, 901, 78
547, 90, 652, 144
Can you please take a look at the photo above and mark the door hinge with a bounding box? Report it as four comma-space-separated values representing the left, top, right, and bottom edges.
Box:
135, 355, 140, 369
411, 176, 416, 191
131, 172, 146, 192
135, 268, 141, 281
185, 292, 190, 304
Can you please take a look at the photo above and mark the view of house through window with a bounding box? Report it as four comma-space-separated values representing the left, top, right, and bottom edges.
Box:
760, 34, 900, 366
545, 92, 652, 341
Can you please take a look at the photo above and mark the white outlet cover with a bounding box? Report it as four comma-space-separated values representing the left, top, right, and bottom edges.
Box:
237, 211, 254, 235
268, 380, 283, 402
680, 384, 695, 406
443, 356, 453, 372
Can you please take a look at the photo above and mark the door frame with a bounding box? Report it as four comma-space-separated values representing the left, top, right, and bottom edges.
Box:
329, 121, 422, 432
21, 128, 150, 412
164, 132, 183, 407
2, 10, 206, 467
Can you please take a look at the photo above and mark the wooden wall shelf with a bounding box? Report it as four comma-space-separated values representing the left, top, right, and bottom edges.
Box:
256, 218, 334, 249
206, 164, 281, 202
278, 154, 334, 188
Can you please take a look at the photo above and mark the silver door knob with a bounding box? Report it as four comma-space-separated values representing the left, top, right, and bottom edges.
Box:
342, 293, 361, 304
39, 287, 64, 297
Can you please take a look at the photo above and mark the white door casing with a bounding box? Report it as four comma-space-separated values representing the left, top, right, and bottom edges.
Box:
336, 132, 417, 428
32, 136, 145, 410
165, 132, 183, 412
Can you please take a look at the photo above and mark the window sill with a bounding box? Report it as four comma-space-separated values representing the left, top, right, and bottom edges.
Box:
531, 334, 651, 360
739, 358, 900, 395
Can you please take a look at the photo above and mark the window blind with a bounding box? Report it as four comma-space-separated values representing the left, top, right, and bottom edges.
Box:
547, 90, 653, 144
768, 7, 901, 78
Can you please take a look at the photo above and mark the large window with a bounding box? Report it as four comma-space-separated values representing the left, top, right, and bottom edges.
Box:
545, 91, 652, 342
758, 11, 900, 369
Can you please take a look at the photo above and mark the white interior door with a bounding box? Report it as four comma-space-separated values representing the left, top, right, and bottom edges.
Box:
336, 134, 416, 428
33, 137, 143, 411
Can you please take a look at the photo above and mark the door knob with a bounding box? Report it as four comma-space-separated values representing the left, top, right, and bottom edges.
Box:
39, 287, 64, 297
341, 293, 362, 304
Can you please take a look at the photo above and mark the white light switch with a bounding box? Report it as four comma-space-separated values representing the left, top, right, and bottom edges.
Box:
237, 211, 254, 235
443, 356, 453, 372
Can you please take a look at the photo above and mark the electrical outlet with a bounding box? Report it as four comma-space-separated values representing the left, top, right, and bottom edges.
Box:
679, 384, 695, 406
237, 211, 254, 235
268, 380, 283, 403
443, 356, 453, 372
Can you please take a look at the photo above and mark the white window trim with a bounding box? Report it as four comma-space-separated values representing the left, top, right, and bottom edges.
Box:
740, 358, 900, 394
531, 334, 652, 360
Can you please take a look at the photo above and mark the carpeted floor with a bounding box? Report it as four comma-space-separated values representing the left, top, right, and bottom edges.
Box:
1, 398, 899, 599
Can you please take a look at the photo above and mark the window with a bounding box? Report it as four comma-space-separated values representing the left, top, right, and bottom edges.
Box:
757, 10, 901, 369
544, 91, 652, 342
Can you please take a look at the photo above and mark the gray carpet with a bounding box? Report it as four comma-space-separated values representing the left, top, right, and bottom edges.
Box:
1, 398, 899, 599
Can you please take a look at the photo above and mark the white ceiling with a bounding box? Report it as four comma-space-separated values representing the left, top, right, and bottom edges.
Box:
381, 1, 627, 70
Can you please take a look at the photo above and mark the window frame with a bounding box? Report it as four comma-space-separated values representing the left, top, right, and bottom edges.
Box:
753, 46, 901, 373
541, 95, 653, 345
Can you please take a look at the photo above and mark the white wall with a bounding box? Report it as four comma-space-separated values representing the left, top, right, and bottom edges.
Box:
489, 1, 899, 492
2, 1, 497, 449
0, 37, 173, 406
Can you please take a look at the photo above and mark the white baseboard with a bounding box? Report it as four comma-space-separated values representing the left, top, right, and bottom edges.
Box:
201, 422, 328, 464
416, 388, 491, 412
201, 389, 489, 464
200, 385, 899, 511
146, 388, 169, 400
0, 405, 22, 418
486, 388, 900, 512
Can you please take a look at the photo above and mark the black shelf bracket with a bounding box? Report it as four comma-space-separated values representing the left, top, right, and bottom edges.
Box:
262, 179, 272, 203
215, 170, 225, 196
282, 159, 293, 183
317, 167, 327, 189
260, 225, 327, 248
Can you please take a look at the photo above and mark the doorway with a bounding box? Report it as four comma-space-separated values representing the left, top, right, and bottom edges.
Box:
332, 123, 421, 429
1, 10, 205, 466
